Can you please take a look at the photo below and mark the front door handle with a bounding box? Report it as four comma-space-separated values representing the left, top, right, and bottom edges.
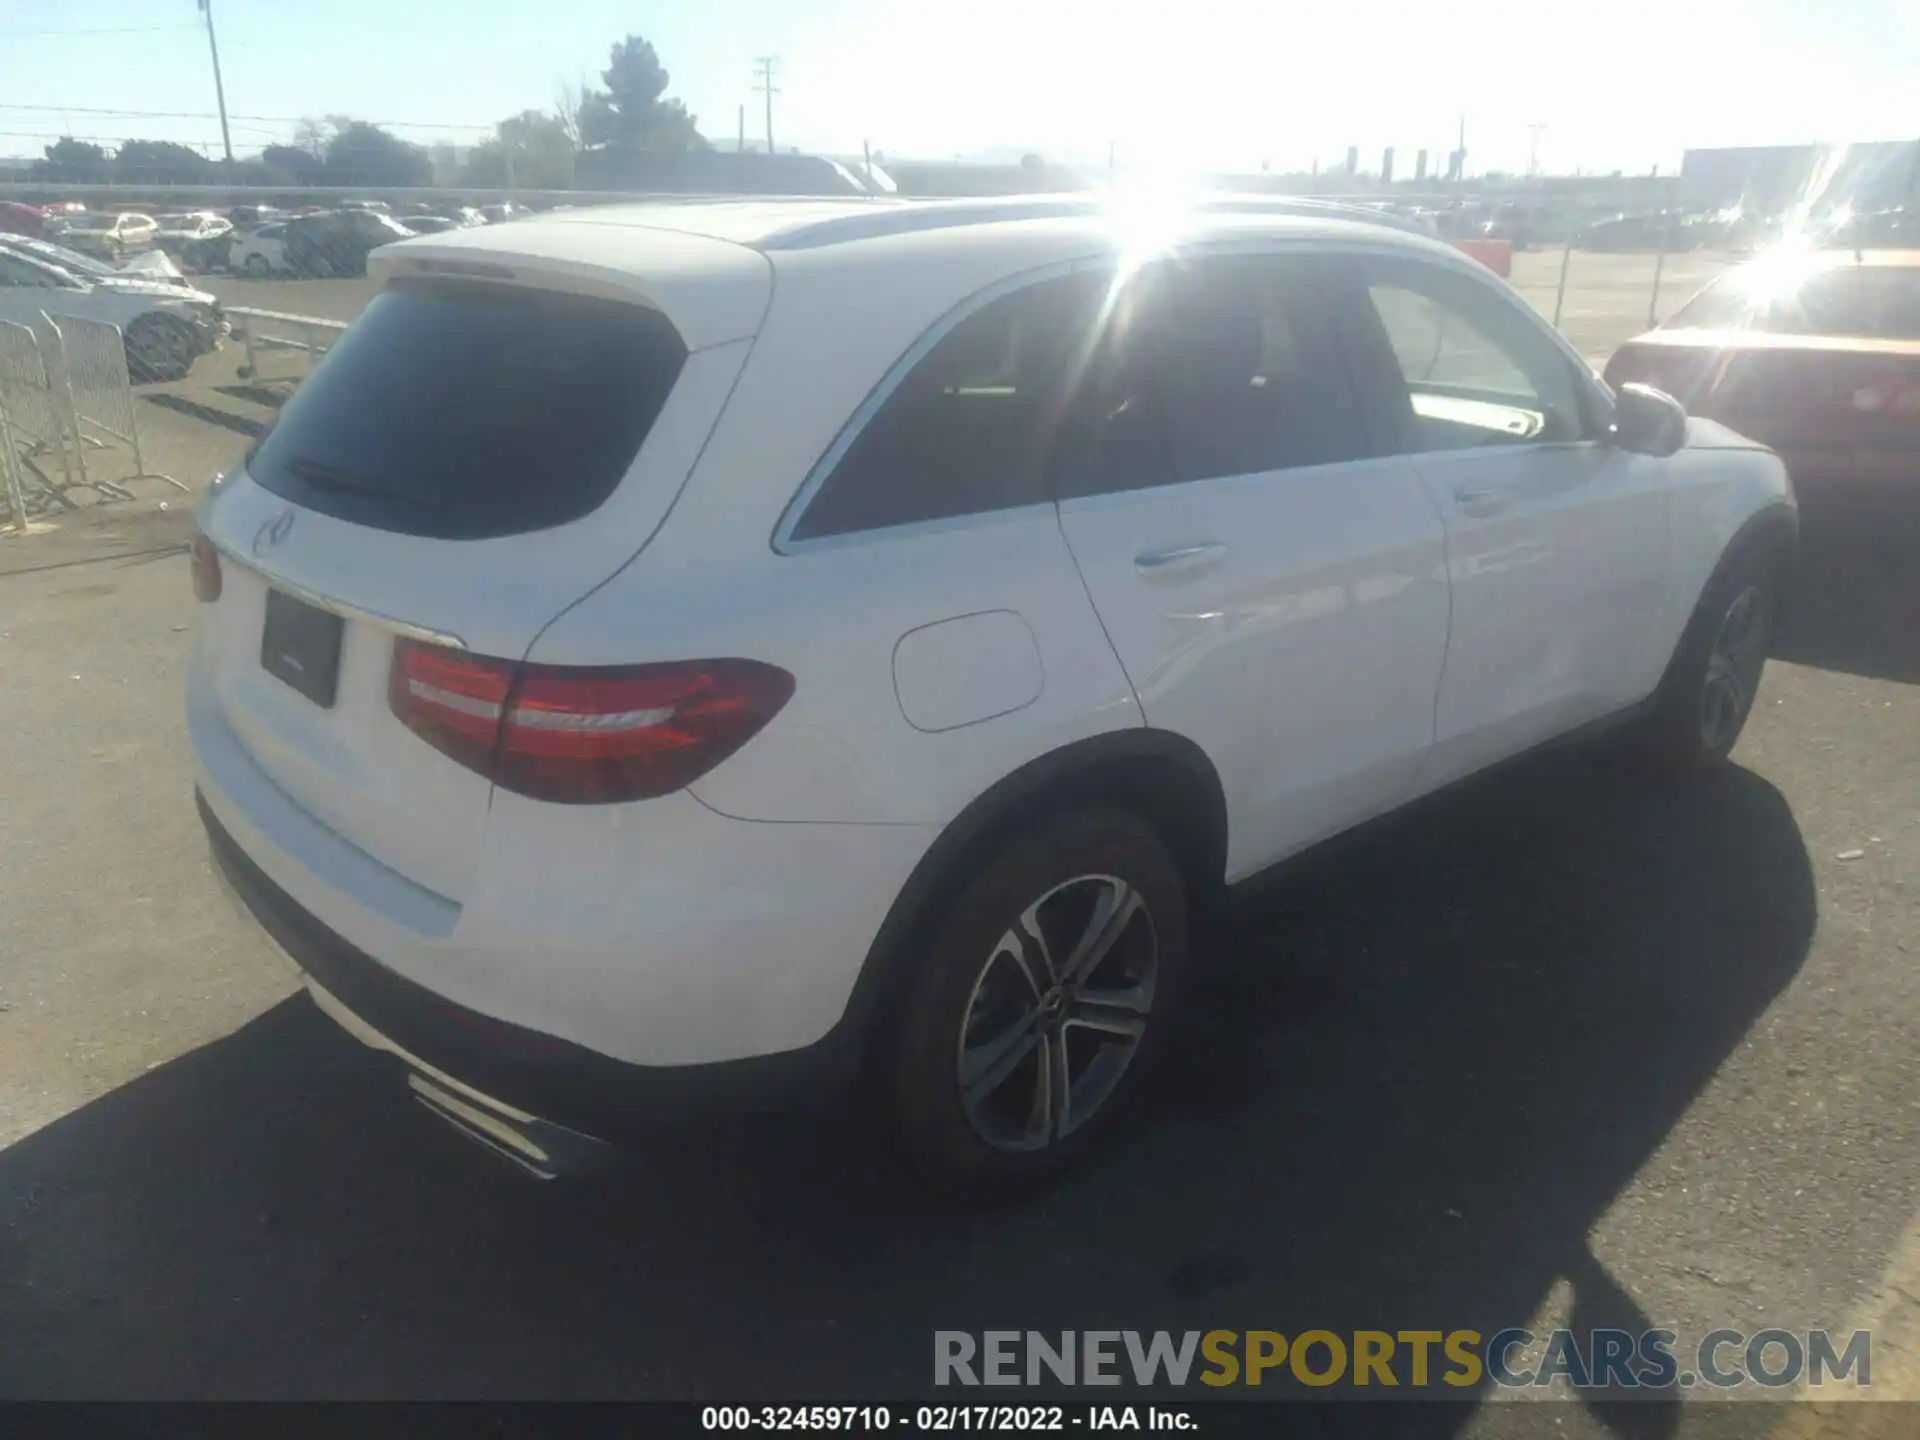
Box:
1453, 485, 1510, 517
1134, 543, 1228, 578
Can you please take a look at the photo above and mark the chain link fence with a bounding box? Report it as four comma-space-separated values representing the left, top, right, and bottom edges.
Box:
0, 311, 185, 530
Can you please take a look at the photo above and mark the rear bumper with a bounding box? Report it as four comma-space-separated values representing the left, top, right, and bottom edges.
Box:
201, 792, 868, 1145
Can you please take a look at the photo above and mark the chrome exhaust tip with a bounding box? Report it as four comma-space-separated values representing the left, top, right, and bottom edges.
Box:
303, 975, 616, 1180
408, 1074, 613, 1181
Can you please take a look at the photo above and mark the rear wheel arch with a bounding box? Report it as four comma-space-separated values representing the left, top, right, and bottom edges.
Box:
837, 729, 1229, 1054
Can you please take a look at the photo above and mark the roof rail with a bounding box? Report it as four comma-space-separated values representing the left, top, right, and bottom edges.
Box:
759, 192, 1429, 251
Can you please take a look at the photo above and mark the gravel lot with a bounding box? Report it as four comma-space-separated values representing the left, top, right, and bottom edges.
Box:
1, 242, 1915, 1429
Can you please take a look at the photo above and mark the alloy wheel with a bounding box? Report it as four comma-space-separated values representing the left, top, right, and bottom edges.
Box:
955, 873, 1159, 1152
1701, 584, 1767, 751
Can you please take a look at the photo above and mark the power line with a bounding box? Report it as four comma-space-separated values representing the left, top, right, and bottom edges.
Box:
0, 25, 197, 39
0, 130, 230, 146
0, 103, 494, 133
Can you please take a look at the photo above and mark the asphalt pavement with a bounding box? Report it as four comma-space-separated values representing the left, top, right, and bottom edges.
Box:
0, 507, 1915, 1436
0, 244, 1914, 1434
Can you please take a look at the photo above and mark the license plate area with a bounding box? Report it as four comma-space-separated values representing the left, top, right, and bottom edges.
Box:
260, 589, 345, 708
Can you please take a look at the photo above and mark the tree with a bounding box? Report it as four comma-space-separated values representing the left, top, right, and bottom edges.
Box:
577, 36, 706, 154
114, 139, 214, 185
30, 137, 110, 183
322, 121, 432, 188
554, 77, 586, 151
463, 110, 575, 190
260, 143, 322, 184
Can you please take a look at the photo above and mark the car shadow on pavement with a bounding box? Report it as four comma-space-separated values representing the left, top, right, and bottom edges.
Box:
0, 751, 1814, 1438
1774, 508, 1920, 685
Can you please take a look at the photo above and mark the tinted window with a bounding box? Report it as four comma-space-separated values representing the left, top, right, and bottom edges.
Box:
248, 280, 687, 540
0, 255, 59, 288
1359, 258, 1588, 450
790, 271, 1105, 541
1053, 254, 1370, 499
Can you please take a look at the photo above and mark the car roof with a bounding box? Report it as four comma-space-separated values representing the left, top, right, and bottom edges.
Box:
504, 193, 1444, 250
371, 194, 1474, 351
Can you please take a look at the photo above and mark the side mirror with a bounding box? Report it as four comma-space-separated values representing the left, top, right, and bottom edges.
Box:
1610, 381, 1688, 457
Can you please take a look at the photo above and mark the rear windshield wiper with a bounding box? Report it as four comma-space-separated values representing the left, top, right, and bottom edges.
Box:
285, 458, 388, 497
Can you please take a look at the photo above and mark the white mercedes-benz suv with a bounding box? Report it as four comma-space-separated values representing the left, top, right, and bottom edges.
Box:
189, 196, 1795, 1191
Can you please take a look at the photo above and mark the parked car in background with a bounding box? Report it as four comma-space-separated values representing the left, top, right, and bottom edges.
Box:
0, 201, 53, 240
280, 209, 415, 277
337, 199, 391, 214
227, 204, 286, 231
0, 243, 223, 381
1821, 208, 1920, 250
55, 211, 160, 262
1606, 248, 1920, 514
154, 211, 235, 272
188, 197, 1795, 1192
2, 234, 187, 291
397, 214, 462, 235
228, 222, 295, 277
423, 203, 487, 227
1579, 213, 1684, 252
479, 202, 529, 224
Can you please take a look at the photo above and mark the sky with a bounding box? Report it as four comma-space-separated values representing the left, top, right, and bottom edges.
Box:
1, 0, 1915, 178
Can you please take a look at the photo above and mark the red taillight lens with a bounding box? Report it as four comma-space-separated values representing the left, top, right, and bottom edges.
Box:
189, 533, 222, 602
389, 641, 794, 804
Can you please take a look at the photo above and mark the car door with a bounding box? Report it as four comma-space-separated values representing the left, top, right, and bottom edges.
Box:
1342, 252, 1673, 792
1052, 251, 1452, 880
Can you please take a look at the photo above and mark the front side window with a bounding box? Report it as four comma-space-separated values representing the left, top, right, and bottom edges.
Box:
789, 270, 1106, 541
1358, 257, 1590, 451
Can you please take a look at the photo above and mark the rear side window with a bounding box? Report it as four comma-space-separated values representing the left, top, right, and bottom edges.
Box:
1053, 253, 1371, 499
248, 280, 686, 540
789, 271, 1105, 542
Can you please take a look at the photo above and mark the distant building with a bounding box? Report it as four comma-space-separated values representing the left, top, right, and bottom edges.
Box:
1680, 141, 1920, 214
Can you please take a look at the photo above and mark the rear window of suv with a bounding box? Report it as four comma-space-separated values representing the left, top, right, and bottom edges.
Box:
247, 279, 687, 540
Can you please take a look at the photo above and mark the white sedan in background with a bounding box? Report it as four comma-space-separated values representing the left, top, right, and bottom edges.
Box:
228, 221, 294, 278
0, 243, 223, 381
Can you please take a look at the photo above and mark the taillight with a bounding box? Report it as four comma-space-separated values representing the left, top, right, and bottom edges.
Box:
189, 532, 222, 602
389, 641, 794, 804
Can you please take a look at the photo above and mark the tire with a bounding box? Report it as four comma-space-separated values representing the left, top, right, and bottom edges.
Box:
244, 253, 271, 279
889, 808, 1189, 1196
1634, 541, 1782, 767
124, 314, 197, 384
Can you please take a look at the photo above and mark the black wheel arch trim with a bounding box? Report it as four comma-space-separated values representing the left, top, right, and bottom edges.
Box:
829, 728, 1229, 1062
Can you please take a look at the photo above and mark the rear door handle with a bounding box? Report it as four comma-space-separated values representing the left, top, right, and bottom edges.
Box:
1134, 543, 1228, 578
1452, 485, 1510, 517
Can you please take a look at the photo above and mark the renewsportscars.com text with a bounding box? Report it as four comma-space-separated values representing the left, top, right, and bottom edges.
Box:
934, 1328, 1871, 1391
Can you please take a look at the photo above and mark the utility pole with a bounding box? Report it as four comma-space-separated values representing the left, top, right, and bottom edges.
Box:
197, 0, 236, 170
1527, 123, 1546, 178
754, 57, 780, 155
738, 104, 746, 153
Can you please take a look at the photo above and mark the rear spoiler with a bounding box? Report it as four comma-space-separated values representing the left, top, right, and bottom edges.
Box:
369, 223, 771, 350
